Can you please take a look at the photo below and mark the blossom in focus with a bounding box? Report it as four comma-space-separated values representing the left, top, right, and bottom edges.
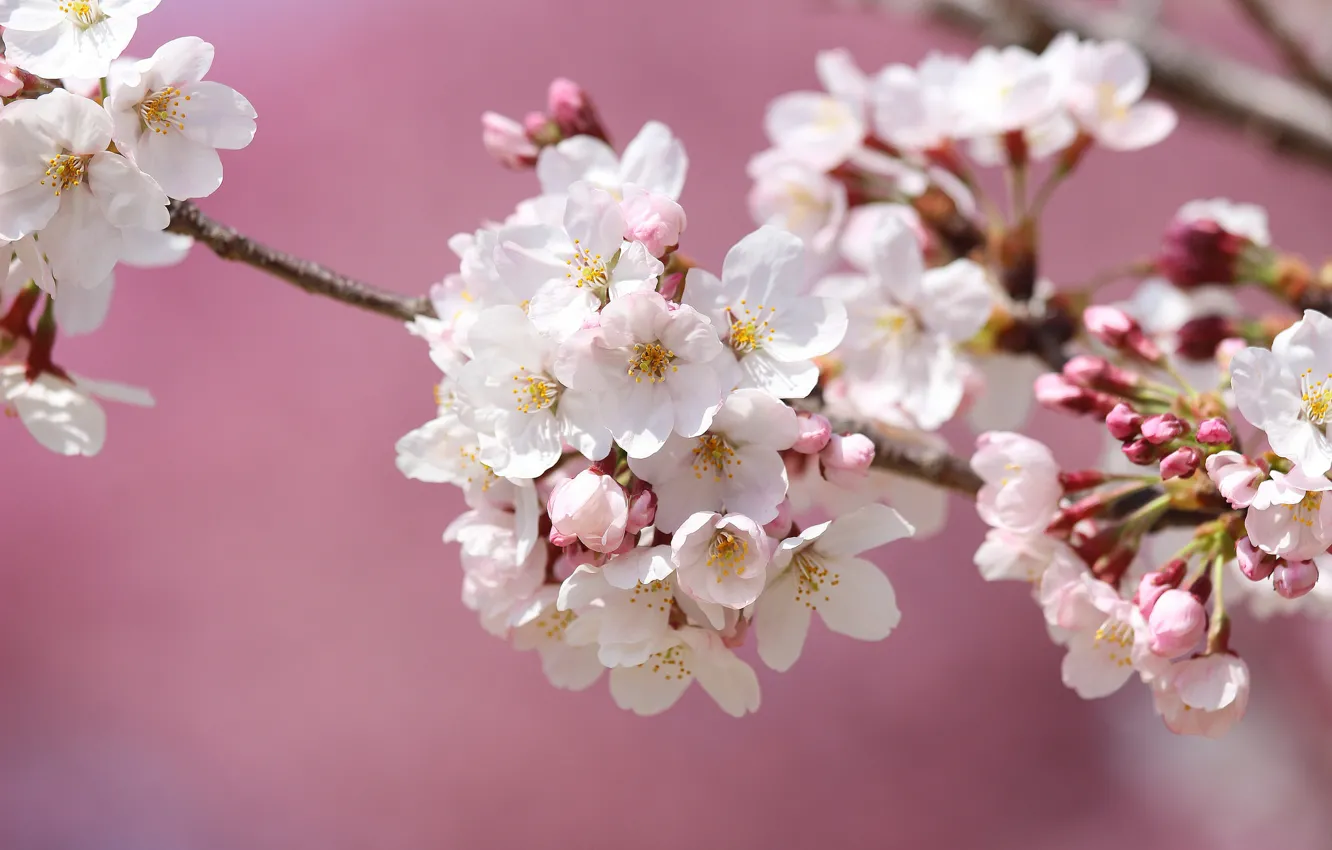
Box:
554, 290, 726, 458
671, 511, 772, 609
682, 226, 847, 399
537, 120, 687, 201
609, 627, 761, 718
1205, 450, 1261, 508
0, 0, 160, 79
628, 388, 798, 531
105, 36, 257, 200
510, 590, 605, 692
1232, 310, 1332, 475
1245, 466, 1332, 560
754, 503, 913, 672
548, 468, 628, 554
0, 90, 169, 290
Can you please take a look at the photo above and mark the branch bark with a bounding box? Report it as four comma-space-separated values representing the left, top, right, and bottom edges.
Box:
167, 200, 435, 323
903, 0, 1332, 172
1231, 0, 1332, 103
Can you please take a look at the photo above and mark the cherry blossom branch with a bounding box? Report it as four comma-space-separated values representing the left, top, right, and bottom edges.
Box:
166, 200, 435, 323
1231, 0, 1332, 103
895, 0, 1332, 171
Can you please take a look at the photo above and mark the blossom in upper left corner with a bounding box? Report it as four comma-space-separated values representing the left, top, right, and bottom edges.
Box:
0, 0, 161, 79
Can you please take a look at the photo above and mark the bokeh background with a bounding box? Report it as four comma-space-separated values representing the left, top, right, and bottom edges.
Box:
3, 1, 1331, 847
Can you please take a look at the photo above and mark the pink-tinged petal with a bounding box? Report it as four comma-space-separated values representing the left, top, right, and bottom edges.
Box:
1096, 100, 1177, 150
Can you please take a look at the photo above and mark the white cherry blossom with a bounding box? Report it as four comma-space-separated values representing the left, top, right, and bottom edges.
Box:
1046, 34, 1177, 151
536, 120, 686, 201
1245, 466, 1332, 560
1, 363, 152, 456
1232, 310, 1332, 476
105, 36, 257, 200
628, 388, 798, 531
445, 501, 546, 636
746, 151, 847, 256
0, 0, 160, 79
871, 53, 964, 151
558, 564, 678, 667
951, 45, 1057, 138
457, 304, 609, 477
553, 290, 726, 458
670, 511, 772, 609
608, 627, 760, 717
754, 503, 913, 672
682, 226, 847, 399
1151, 654, 1250, 738
972, 431, 1062, 535
510, 589, 605, 692
762, 87, 864, 172
0, 90, 168, 289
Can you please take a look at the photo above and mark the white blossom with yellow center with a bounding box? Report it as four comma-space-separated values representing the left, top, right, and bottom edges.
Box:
670, 511, 772, 609
0, 0, 161, 79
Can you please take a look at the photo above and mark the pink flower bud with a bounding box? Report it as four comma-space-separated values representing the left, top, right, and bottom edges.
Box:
1105, 402, 1143, 440
763, 499, 794, 539
1175, 315, 1236, 361
1273, 558, 1320, 599
547, 77, 607, 140
1062, 355, 1139, 395
1141, 413, 1188, 445
547, 469, 628, 554
1034, 373, 1117, 417
1159, 217, 1245, 289
1205, 451, 1261, 508
821, 433, 875, 475
1083, 306, 1163, 362
549, 528, 578, 547
1196, 418, 1233, 445
620, 186, 686, 257
793, 412, 833, 454
1058, 470, 1105, 492
481, 111, 538, 169
625, 488, 657, 535
657, 271, 685, 301
1236, 536, 1276, 581
1121, 437, 1157, 465
1159, 446, 1202, 480
1147, 589, 1207, 657
1135, 559, 1188, 616
0, 61, 21, 98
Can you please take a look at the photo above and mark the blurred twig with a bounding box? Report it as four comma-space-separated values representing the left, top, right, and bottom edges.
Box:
1231, 0, 1332, 103
167, 200, 435, 323
899, 0, 1332, 171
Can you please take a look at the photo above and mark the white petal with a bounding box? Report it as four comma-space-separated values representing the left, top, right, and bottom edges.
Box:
536, 135, 619, 196
608, 651, 693, 716
34, 88, 112, 152
42, 189, 122, 288
755, 572, 812, 672
53, 270, 113, 335
88, 152, 168, 229
738, 350, 819, 399
148, 36, 214, 85
815, 503, 915, 559
816, 557, 902, 641
602, 545, 675, 590
10, 374, 107, 456
536, 642, 604, 692
133, 132, 223, 200
179, 81, 257, 150
563, 181, 625, 257
619, 121, 687, 200
682, 630, 761, 717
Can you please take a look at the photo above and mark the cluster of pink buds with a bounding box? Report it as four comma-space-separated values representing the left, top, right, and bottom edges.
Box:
481, 79, 609, 169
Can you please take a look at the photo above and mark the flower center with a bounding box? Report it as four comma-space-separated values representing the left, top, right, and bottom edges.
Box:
627, 342, 676, 383
792, 551, 839, 609
42, 154, 90, 197
532, 608, 576, 641
782, 183, 827, 230
1300, 368, 1332, 425
139, 86, 191, 135
644, 644, 691, 681
1095, 82, 1128, 123
511, 368, 559, 414
726, 300, 776, 354
707, 530, 750, 580
1094, 618, 1133, 648
691, 434, 736, 482
628, 579, 671, 613
60, 0, 101, 26
1288, 490, 1323, 527
875, 306, 917, 340
565, 238, 609, 292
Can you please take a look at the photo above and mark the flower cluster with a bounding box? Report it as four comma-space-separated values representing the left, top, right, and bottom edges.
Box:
0, 0, 256, 455
399, 83, 915, 715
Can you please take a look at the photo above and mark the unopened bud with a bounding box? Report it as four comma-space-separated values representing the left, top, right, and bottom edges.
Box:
1273, 558, 1320, 599
1122, 437, 1157, 466
547, 77, 607, 140
1136, 559, 1187, 617
763, 499, 794, 540
1159, 446, 1202, 480
1141, 413, 1188, 445
1062, 354, 1140, 395
1158, 217, 1245, 289
1083, 306, 1162, 362
625, 488, 658, 535
0, 61, 21, 98
481, 111, 539, 169
793, 412, 833, 454
1196, 418, 1233, 445
821, 433, 875, 474
1175, 315, 1236, 361
1034, 373, 1117, 417
1236, 536, 1276, 582
1216, 337, 1247, 371
1058, 470, 1105, 492
1092, 546, 1136, 585
1105, 402, 1144, 440
1147, 589, 1207, 657
549, 528, 578, 547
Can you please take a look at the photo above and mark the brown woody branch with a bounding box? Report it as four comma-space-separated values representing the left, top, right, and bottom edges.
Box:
167, 200, 435, 323
899, 0, 1332, 171
1231, 0, 1332, 104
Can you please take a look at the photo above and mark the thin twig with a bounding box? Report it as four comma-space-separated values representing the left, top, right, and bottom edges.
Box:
167, 200, 435, 323
896, 0, 1332, 172
1231, 0, 1332, 103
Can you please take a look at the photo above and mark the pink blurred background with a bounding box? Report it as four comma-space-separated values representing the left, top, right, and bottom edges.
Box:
3, 1, 1331, 847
